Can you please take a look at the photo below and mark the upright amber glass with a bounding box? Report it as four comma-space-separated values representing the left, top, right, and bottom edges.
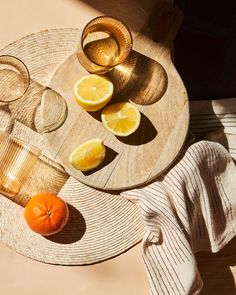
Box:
0, 132, 41, 197
78, 16, 133, 74
0, 55, 30, 103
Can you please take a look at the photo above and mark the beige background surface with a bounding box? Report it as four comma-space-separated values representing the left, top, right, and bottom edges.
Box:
0, 0, 152, 294
1, 1, 236, 294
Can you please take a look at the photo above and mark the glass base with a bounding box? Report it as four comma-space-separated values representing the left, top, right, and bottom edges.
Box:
0, 174, 21, 197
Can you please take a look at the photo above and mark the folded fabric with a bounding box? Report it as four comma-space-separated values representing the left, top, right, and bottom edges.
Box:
122, 98, 236, 295
122, 140, 236, 294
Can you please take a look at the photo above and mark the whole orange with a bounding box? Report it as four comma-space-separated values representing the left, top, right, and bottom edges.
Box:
24, 193, 69, 236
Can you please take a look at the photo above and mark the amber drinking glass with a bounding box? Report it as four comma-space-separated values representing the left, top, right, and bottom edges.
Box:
77, 16, 133, 74
0, 132, 41, 197
0, 55, 30, 103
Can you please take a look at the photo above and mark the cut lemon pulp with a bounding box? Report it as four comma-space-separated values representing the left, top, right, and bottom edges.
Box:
69, 139, 106, 172
73, 74, 114, 112
101, 102, 141, 137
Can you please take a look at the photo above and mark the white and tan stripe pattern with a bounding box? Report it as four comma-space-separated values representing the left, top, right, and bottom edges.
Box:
122, 141, 236, 294
122, 98, 236, 295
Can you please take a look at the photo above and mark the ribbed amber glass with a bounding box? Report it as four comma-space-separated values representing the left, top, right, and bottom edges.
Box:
78, 16, 133, 74
0, 55, 30, 102
0, 132, 40, 197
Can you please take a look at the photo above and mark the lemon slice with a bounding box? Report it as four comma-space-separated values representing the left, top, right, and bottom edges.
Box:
73, 74, 114, 112
69, 139, 106, 172
101, 102, 141, 137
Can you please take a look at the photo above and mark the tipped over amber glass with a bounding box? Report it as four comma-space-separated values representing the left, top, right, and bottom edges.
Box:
77, 16, 133, 74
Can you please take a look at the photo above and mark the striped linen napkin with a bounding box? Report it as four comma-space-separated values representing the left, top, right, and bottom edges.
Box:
121, 98, 236, 295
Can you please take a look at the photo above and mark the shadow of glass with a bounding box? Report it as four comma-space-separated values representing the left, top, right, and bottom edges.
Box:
106, 50, 168, 105
87, 50, 168, 125
83, 145, 118, 175
45, 204, 86, 244
117, 112, 157, 146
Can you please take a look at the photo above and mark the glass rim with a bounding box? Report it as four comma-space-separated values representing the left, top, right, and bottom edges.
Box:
80, 15, 133, 68
0, 131, 41, 156
0, 54, 30, 103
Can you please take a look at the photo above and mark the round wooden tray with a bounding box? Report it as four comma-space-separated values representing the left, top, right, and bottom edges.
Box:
43, 7, 189, 191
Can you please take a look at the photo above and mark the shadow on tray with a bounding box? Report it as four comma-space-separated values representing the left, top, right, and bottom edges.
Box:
106, 50, 168, 105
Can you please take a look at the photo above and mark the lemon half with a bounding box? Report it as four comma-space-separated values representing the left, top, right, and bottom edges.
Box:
73, 74, 114, 112
101, 102, 141, 137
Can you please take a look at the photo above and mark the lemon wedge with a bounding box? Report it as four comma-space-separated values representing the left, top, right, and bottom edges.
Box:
73, 74, 114, 112
101, 102, 141, 137
69, 139, 106, 172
